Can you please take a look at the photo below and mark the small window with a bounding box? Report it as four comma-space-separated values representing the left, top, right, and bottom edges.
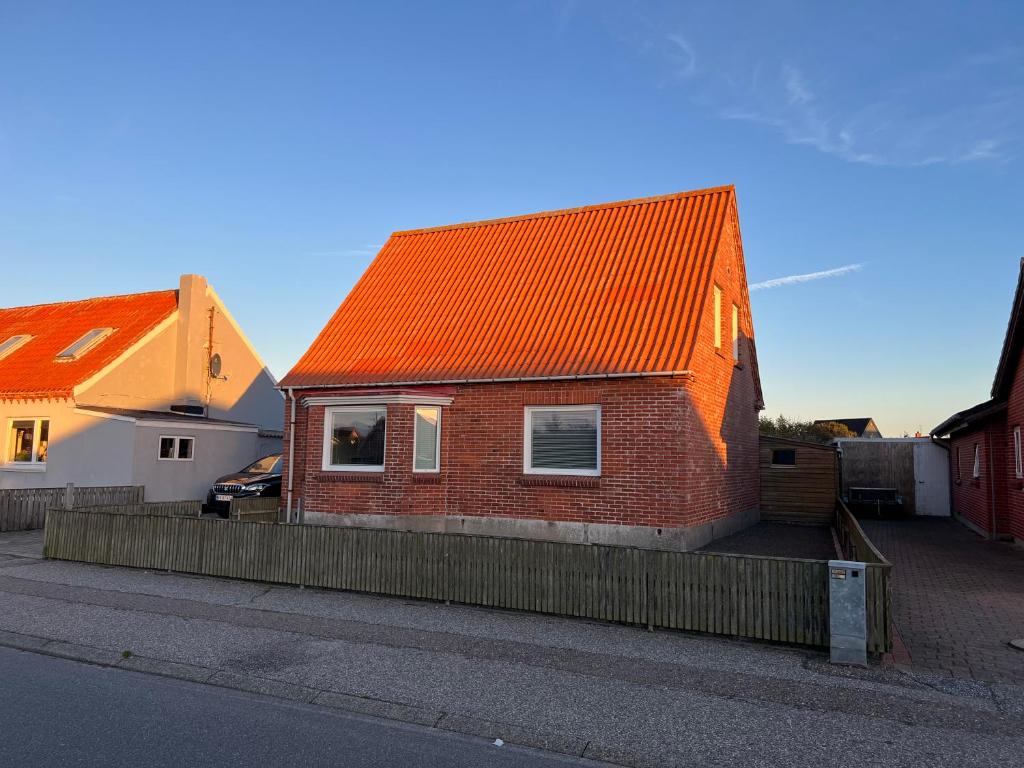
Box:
973, 444, 980, 478
524, 406, 600, 476
713, 286, 722, 349
6, 418, 48, 465
413, 406, 441, 472
56, 328, 115, 361
1015, 427, 1022, 480
0, 335, 32, 361
731, 304, 739, 359
770, 448, 796, 467
158, 436, 194, 461
323, 406, 386, 471
955, 447, 962, 482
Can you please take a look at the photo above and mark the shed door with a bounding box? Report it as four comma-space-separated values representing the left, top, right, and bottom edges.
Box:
913, 442, 951, 516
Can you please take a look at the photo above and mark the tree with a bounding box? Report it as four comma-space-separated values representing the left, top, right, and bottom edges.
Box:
758, 415, 855, 444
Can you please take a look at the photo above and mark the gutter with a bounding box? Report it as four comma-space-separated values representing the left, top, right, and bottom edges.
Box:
276, 369, 695, 392
286, 387, 297, 524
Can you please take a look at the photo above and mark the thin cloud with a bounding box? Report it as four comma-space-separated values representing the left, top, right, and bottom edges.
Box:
750, 263, 863, 292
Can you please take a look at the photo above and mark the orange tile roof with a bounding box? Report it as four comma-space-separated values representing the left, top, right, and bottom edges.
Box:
282, 186, 742, 388
0, 290, 178, 400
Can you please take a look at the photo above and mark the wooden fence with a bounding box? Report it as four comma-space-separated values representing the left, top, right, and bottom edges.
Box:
229, 496, 280, 523
0, 485, 143, 532
834, 498, 893, 653
74, 501, 202, 518
44, 508, 837, 649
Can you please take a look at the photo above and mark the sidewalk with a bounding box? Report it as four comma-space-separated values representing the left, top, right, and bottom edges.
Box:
0, 532, 1023, 767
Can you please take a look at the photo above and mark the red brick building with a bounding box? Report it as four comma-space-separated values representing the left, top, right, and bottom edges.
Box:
934, 260, 1024, 544
279, 186, 764, 550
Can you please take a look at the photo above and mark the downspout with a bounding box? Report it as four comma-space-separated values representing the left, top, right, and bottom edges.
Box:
286, 387, 297, 524
986, 429, 997, 539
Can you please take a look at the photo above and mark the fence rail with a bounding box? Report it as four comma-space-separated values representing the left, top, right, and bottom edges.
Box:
0, 485, 143, 532
228, 496, 280, 523
74, 501, 202, 518
44, 508, 839, 649
834, 498, 893, 653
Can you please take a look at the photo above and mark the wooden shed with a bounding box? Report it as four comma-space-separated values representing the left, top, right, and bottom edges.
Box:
759, 434, 838, 523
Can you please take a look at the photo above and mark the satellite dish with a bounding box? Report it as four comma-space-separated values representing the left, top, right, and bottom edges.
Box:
209, 353, 223, 378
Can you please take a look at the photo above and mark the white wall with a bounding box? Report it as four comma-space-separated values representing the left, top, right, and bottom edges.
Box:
131, 422, 263, 501
0, 401, 134, 489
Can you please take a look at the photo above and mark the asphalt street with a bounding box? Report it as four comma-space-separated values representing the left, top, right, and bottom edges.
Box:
0, 646, 603, 768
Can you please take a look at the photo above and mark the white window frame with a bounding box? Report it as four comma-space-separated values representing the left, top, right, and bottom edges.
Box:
731, 303, 739, 359
322, 405, 387, 472
523, 405, 601, 477
973, 443, 981, 479
713, 285, 722, 349
158, 435, 195, 462
56, 327, 115, 361
3, 417, 49, 471
412, 405, 441, 473
1015, 426, 1022, 480
0, 334, 32, 361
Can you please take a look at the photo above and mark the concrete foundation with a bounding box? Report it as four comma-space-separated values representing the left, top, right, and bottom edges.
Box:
301, 506, 760, 552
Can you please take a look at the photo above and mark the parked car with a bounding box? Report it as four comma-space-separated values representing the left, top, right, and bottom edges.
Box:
205, 454, 282, 517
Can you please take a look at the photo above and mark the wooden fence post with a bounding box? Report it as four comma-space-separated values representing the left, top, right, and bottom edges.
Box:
63, 483, 74, 510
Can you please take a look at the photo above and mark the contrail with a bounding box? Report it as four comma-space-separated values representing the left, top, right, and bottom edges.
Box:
749, 263, 863, 291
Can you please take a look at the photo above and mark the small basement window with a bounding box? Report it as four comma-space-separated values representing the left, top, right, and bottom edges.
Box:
159, 436, 194, 461
56, 328, 115, 361
770, 448, 796, 467
413, 405, 441, 472
524, 405, 600, 476
323, 406, 386, 471
5, 418, 49, 466
0, 335, 32, 361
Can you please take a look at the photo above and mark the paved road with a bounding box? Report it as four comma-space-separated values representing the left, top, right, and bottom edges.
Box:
0, 647, 599, 768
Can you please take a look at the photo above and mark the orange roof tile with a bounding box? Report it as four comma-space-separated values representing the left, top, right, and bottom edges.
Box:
0, 290, 178, 400
282, 186, 742, 388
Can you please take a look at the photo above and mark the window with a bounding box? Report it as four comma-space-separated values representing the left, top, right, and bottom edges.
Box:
973, 443, 980, 478
1015, 427, 1023, 480
0, 335, 32, 361
731, 304, 739, 359
323, 406, 386, 471
524, 406, 600, 476
158, 436, 194, 461
56, 328, 115, 361
5, 418, 48, 466
713, 286, 722, 349
413, 406, 441, 472
770, 449, 796, 467
955, 447, 962, 482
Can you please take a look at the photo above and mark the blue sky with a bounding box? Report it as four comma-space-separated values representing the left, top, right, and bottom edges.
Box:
2, 1, 1022, 436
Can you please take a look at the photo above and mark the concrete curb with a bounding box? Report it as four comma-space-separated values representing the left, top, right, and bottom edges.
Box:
0, 629, 607, 765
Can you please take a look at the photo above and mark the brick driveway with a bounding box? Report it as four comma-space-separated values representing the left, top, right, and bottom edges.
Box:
862, 518, 1024, 683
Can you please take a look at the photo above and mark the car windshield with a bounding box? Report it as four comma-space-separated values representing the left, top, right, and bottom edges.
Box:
243, 455, 282, 474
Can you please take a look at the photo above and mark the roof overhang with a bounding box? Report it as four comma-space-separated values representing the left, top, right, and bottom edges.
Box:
931, 399, 1007, 438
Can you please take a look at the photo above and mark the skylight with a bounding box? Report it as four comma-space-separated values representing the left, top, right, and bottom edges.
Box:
0, 335, 32, 361
56, 328, 115, 361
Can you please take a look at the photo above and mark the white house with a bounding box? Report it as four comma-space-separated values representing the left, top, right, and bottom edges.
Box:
0, 274, 282, 500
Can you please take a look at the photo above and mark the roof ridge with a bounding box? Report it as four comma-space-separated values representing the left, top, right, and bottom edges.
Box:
390, 185, 735, 238
0, 287, 178, 314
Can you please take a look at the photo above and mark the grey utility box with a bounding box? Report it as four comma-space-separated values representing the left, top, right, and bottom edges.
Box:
828, 559, 867, 667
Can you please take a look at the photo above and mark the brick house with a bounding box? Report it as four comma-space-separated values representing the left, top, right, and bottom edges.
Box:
933, 260, 1024, 543
279, 186, 764, 550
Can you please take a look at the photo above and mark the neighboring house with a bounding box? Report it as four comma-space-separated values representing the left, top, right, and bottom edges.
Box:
933, 260, 1024, 543
279, 186, 764, 550
0, 275, 283, 500
813, 418, 883, 438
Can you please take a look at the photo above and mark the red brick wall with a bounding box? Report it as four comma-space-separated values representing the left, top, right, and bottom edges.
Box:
1003, 355, 1024, 541
949, 425, 1003, 535
280, 201, 761, 533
